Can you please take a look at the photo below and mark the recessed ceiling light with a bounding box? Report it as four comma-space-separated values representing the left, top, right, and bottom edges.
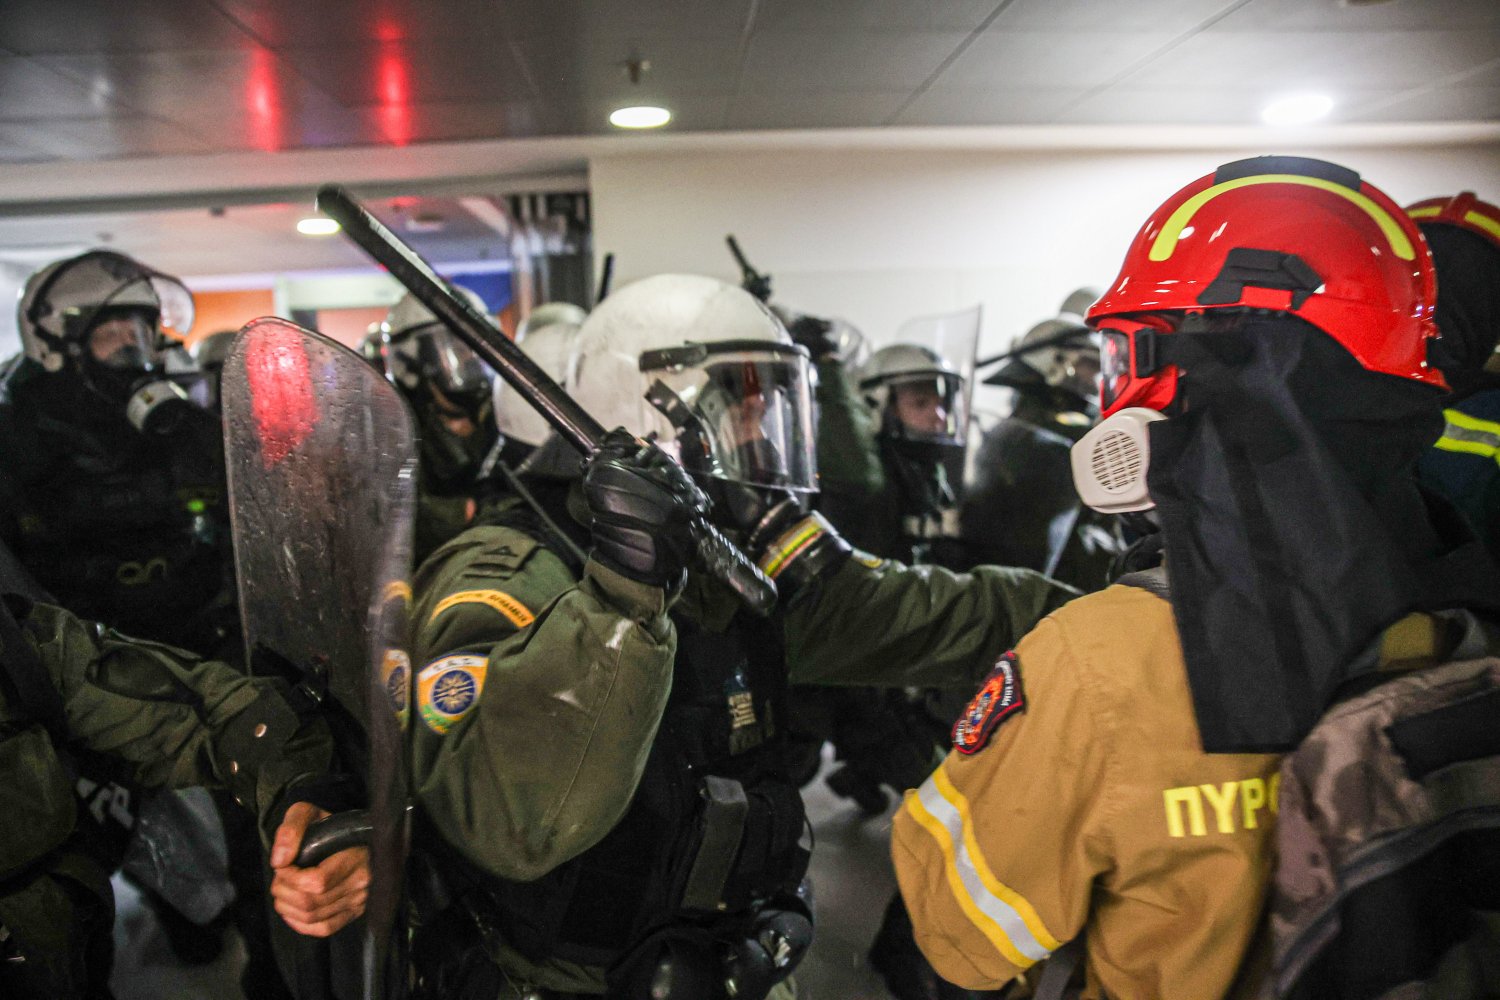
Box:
610, 105, 671, 129
1261, 94, 1335, 126
297, 216, 341, 236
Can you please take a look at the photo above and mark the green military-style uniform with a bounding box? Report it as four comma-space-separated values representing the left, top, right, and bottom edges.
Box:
406, 493, 1075, 997
0, 598, 332, 998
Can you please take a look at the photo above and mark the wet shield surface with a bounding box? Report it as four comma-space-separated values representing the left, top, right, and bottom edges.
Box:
222, 318, 416, 998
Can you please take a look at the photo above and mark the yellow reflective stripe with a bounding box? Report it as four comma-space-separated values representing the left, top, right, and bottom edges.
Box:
906, 767, 1062, 969
758, 518, 825, 578
1407, 205, 1444, 219
1434, 408, 1500, 463
1151, 174, 1415, 262
1463, 210, 1500, 243
1443, 408, 1500, 438
1435, 436, 1499, 459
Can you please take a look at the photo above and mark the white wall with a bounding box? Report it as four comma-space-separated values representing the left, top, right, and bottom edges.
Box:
590, 141, 1500, 415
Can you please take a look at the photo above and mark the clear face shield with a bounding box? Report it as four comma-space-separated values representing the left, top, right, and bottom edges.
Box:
391, 324, 496, 412
886, 371, 966, 444
641, 340, 817, 493
1054, 338, 1102, 408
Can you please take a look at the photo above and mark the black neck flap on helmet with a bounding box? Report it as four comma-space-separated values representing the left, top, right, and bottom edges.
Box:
1145, 314, 1500, 753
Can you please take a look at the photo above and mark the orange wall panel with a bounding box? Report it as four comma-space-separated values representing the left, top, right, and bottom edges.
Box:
187, 289, 277, 345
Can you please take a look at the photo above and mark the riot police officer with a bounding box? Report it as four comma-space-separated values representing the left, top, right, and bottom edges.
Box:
962, 292, 1125, 591
1, 250, 231, 652
349, 274, 1074, 1000
379, 287, 503, 563
0, 585, 345, 1000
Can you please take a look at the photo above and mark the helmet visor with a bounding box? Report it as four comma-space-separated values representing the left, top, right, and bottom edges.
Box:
643, 341, 817, 492
394, 324, 495, 401
85, 307, 164, 371
885, 371, 965, 444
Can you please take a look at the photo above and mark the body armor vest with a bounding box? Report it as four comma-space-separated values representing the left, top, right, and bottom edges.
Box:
489, 603, 808, 970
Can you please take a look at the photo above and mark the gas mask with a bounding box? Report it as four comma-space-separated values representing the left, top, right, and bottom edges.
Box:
1070, 407, 1166, 515
78, 308, 202, 435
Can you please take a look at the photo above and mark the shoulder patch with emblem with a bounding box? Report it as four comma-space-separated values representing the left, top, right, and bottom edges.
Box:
953, 651, 1025, 755
429, 589, 535, 628
418, 654, 488, 734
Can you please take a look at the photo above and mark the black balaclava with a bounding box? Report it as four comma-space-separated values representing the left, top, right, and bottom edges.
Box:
1146, 315, 1500, 753
1420, 223, 1500, 395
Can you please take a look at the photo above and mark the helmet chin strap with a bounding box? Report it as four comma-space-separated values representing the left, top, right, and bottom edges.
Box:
1070, 407, 1166, 515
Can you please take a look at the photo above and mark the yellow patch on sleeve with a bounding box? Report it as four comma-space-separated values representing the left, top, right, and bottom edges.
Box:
429, 589, 536, 628
417, 654, 488, 734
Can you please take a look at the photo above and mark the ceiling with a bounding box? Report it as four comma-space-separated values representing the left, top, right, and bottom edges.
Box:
1, 0, 1496, 167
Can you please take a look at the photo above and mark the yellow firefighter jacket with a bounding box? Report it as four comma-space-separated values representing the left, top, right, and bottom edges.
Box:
892, 579, 1469, 999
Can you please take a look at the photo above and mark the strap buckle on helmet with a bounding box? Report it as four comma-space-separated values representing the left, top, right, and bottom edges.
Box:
1197, 248, 1325, 309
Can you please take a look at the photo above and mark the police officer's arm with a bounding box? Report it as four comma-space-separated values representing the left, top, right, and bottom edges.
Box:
783, 549, 1078, 690
27, 600, 333, 838
411, 437, 697, 883
890, 615, 1112, 990
410, 532, 675, 882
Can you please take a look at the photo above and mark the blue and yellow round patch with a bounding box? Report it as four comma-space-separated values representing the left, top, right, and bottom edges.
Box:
417, 654, 488, 734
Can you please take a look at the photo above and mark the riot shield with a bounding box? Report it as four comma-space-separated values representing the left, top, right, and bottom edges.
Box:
222, 317, 416, 1000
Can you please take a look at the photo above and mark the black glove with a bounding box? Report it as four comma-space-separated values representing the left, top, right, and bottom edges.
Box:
582, 429, 708, 590
785, 314, 837, 362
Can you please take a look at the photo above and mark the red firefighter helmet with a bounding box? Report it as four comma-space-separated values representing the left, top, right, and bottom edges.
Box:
1406, 191, 1500, 250
1088, 156, 1442, 418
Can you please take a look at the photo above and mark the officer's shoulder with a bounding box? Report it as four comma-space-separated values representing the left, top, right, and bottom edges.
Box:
1045, 579, 1173, 626
414, 524, 577, 639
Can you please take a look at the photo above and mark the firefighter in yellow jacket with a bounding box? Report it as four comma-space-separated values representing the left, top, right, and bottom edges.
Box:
893, 156, 1500, 997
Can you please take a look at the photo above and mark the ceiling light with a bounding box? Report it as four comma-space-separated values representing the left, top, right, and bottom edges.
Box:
297, 216, 341, 236
610, 105, 671, 129
1260, 94, 1335, 126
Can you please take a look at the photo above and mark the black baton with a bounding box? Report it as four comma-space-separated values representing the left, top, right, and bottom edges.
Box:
316, 185, 778, 616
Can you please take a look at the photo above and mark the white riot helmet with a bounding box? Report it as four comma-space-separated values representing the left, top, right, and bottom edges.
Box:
517, 301, 587, 341
380, 285, 496, 409
190, 330, 237, 374
18, 250, 195, 374
571, 273, 817, 492
854, 344, 966, 447
1058, 286, 1100, 320
495, 318, 581, 449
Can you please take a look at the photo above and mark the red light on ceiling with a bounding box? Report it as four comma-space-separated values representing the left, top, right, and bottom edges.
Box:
247, 47, 282, 152
372, 15, 405, 43
377, 47, 412, 147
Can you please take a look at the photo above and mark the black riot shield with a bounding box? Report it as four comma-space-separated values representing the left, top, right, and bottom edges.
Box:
222, 317, 416, 1000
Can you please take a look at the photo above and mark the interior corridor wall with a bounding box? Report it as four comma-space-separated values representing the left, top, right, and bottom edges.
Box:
590, 142, 1500, 419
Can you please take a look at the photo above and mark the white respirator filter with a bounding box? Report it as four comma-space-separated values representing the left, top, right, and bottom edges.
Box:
1069, 407, 1166, 514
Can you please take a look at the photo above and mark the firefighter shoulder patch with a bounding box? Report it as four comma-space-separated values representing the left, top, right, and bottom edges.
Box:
952, 651, 1025, 755
418, 654, 488, 734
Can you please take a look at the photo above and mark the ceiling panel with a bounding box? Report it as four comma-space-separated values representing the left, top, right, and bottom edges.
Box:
755, 0, 1002, 32
33, 48, 369, 153
937, 30, 1179, 89
0, 57, 124, 120
0, 0, 251, 55
512, 33, 744, 100
475, 0, 756, 42
1121, 29, 1499, 91
275, 37, 535, 105
1344, 85, 1500, 123
344, 99, 543, 145
994, 0, 1236, 30
0, 117, 217, 159
893, 86, 1084, 125
726, 90, 910, 129
1214, 0, 1500, 31
208, 0, 500, 45
738, 29, 969, 93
